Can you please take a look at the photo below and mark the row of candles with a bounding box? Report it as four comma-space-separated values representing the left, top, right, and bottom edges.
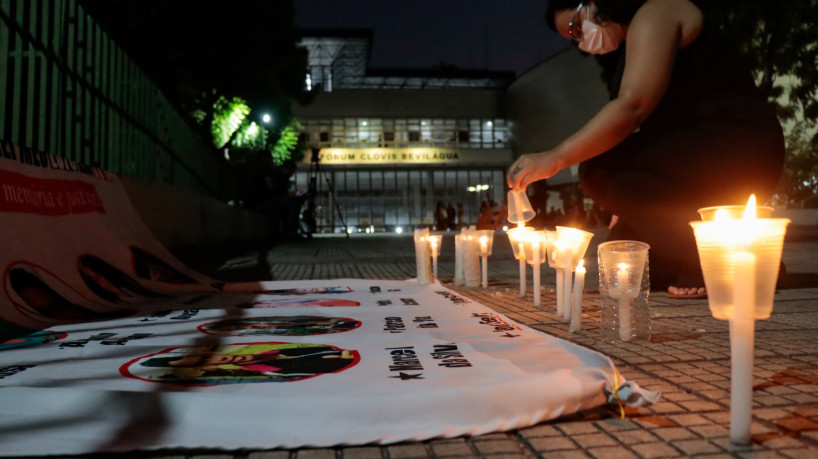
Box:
414, 224, 596, 333
417, 191, 791, 446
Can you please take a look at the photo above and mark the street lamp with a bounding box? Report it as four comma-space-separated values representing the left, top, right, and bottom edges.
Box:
260, 113, 272, 149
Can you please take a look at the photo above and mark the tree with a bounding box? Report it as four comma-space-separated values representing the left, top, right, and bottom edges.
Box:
705, 0, 818, 207
79, 0, 310, 152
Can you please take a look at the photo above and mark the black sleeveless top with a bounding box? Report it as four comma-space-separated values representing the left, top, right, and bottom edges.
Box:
605, 25, 771, 134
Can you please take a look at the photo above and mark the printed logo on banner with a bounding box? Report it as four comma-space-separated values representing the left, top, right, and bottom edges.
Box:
253, 286, 353, 295
121, 342, 360, 386
0, 169, 106, 216
236, 298, 361, 308
0, 330, 67, 351
198, 316, 362, 336
3, 261, 135, 323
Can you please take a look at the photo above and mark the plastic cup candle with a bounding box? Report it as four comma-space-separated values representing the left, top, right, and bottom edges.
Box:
556, 226, 595, 322
454, 234, 465, 285
428, 235, 442, 281
523, 231, 547, 307
571, 260, 586, 333
545, 232, 565, 314
507, 225, 533, 297
475, 230, 494, 288
507, 189, 535, 224
690, 195, 789, 445
413, 229, 432, 284
613, 262, 635, 339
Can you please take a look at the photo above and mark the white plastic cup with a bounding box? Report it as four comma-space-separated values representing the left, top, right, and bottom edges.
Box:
597, 240, 651, 343
507, 189, 535, 224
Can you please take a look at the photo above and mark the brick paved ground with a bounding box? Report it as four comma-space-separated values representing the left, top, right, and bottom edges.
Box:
29, 228, 817, 459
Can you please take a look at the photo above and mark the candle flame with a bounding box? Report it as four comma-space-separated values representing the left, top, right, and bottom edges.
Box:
577, 259, 584, 270
618, 262, 628, 270
479, 236, 488, 244
714, 208, 731, 221
743, 194, 757, 220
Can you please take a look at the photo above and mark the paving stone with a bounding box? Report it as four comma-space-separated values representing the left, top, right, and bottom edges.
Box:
630, 442, 681, 458
293, 449, 337, 459
166, 235, 818, 459
671, 439, 722, 455
429, 439, 475, 457
387, 444, 430, 458
249, 453, 293, 459
587, 446, 640, 459
337, 446, 382, 458
527, 436, 579, 452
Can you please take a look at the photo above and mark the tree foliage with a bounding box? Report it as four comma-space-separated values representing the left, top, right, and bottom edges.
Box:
705, 0, 818, 125
703, 0, 818, 207
79, 0, 309, 153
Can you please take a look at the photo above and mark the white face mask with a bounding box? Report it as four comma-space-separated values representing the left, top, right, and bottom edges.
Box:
577, 10, 625, 55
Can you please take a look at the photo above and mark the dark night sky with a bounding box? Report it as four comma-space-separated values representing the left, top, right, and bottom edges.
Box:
294, 0, 569, 76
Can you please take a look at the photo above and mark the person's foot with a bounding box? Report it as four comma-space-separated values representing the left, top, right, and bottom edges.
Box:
666, 286, 707, 299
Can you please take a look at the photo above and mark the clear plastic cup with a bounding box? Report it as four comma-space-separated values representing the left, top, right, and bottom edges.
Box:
698, 205, 774, 221
597, 240, 651, 342
555, 226, 595, 270
507, 189, 535, 224
475, 230, 494, 256
506, 226, 534, 260
690, 218, 789, 320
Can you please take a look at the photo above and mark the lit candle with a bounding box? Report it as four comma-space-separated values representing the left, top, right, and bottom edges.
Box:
480, 235, 489, 288
414, 230, 432, 284
616, 262, 632, 341
462, 234, 481, 287
507, 225, 532, 298
519, 243, 526, 298
532, 239, 541, 307
730, 250, 756, 445
554, 241, 566, 316
429, 235, 441, 281
690, 194, 790, 445
571, 260, 585, 333
562, 249, 572, 322
454, 234, 464, 285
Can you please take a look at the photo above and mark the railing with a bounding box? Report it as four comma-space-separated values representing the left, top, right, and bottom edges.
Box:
0, 0, 237, 199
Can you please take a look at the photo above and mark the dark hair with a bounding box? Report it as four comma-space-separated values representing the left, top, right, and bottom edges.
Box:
545, 0, 647, 32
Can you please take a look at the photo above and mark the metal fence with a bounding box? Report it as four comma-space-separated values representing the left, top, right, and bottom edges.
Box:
0, 0, 237, 199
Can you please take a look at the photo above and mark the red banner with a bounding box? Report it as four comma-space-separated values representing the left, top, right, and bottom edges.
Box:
0, 169, 106, 216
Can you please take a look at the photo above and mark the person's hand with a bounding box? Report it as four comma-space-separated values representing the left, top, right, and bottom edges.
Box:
506, 150, 564, 190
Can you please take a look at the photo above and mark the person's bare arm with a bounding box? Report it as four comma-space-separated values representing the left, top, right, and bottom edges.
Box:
507, 0, 702, 189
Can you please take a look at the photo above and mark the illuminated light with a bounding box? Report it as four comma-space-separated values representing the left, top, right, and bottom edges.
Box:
305, 73, 312, 91
467, 186, 476, 192
395, 227, 403, 234
362, 121, 368, 126
502, 225, 508, 231
366, 227, 371, 233
262, 114, 271, 124
743, 194, 757, 220
486, 121, 493, 127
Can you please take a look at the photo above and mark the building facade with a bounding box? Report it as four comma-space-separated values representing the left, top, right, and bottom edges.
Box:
293, 30, 607, 233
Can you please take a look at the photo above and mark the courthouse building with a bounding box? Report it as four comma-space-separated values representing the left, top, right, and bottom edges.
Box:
293, 30, 607, 232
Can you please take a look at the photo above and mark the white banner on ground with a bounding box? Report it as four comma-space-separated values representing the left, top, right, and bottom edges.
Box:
0, 145, 658, 455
